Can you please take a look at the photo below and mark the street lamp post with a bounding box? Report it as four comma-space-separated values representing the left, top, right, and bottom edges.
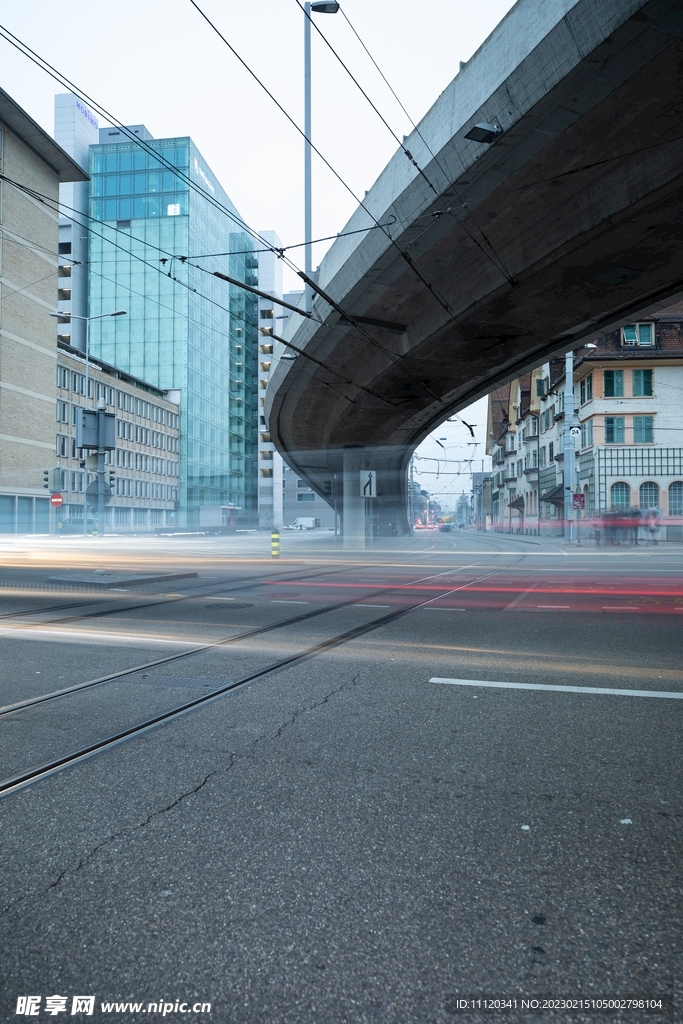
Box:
50, 309, 126, 536
304, 1, 339, 312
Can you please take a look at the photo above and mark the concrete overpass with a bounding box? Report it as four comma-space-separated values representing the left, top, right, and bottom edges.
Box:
266, 0, 683, 545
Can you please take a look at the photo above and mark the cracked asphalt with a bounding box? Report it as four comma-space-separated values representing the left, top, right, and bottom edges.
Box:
0, 533, 682, 1023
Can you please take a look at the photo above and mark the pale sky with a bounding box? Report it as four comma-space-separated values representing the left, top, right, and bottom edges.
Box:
1, 0, 513, 498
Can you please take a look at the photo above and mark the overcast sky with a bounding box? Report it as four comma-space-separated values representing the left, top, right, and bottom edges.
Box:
1, 0, 514, 500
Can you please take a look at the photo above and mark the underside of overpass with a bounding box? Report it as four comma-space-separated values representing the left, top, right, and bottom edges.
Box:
266, 0, 683, 545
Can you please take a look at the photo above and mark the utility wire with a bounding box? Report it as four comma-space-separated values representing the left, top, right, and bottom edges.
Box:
335, 3, 515, 288
0, 15, 449, 408
187, 0, 458, 347
0, 24, 294, 272
294, 0, 438, 196
2, 173, 401, 406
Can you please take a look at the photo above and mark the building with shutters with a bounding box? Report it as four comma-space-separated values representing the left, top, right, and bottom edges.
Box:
486, 303, 683, 540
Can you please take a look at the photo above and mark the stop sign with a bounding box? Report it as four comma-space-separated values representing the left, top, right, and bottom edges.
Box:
50, 493, 64, 508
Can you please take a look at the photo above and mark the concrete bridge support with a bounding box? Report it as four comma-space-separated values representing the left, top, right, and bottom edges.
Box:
342, 447, 367, 550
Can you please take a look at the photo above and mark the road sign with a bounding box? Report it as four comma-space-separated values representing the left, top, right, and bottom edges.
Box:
50, 493, 63, 508
361, 470, 377, 498
572, 493, 585, 510
85, 481, 112, 507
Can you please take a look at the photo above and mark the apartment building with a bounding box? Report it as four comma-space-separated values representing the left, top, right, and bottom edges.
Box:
0, 88, 87, 533
55, 343, 180, 531
486, 304, 683, 540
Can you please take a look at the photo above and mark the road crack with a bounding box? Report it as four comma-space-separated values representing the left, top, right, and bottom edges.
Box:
3, 671, 361, 910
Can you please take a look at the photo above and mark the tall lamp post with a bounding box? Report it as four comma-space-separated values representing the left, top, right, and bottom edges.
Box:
304, 0, 339, 312
50, 309, 127, 536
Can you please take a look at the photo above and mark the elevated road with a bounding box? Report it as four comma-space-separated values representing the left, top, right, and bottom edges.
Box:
266, 0, 683, 543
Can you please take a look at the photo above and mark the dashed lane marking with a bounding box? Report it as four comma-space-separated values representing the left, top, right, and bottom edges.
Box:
430, 678, 683, 699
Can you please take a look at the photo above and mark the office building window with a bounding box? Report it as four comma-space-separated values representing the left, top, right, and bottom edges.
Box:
639, 481, 659, 510
604, 417, 625, 444
56, 401, 68, 422
633, 415, 654, 443
621, 323, 654, 347
57, 366, 69, 389
603, 370, 624, 397
548, 441, 554, 461
297, 493, 315, 502
579, 374, 593, 405
610, 482, 630, 508
632, 369, 653, 396
669, 482, 683, 516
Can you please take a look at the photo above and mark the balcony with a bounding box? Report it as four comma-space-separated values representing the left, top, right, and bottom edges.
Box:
523, 466, 538, 477
524, 433, 539, 444
504, 471, 517, 482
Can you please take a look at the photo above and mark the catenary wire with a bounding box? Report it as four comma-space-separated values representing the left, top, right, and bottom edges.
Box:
332, 3, 515, 287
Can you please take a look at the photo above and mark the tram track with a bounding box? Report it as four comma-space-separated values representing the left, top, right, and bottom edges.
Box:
0, 543, 523, 798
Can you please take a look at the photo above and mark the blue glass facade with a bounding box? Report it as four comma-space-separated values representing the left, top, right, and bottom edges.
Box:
88, 136, 257, 525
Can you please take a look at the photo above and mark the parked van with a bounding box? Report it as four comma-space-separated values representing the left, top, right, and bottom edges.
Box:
285, 517, 321, 530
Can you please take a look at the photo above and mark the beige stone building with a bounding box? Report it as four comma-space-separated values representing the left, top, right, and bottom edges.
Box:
55, 342, 180, 532
0, 87, 86, 532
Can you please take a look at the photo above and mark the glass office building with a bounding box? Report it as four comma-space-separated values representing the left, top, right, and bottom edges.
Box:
87, 132, 258, 525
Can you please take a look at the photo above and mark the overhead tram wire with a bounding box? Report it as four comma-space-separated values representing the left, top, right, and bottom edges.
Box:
1, 25, 448, 409
186, 0, 453, 409
0, 24, 295, 272
0, 173, 396, 407
2, 21, 451, 409
293, 0, 438, 198
332, 3, 515, 289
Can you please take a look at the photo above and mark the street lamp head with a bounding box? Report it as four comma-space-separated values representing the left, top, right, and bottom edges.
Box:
584, 342, 598, 349
49, 311, 69, 318
110, 310, 127, 317
311, 1, 340, 11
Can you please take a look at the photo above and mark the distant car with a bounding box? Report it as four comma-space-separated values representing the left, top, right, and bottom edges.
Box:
438, 522, 453, 531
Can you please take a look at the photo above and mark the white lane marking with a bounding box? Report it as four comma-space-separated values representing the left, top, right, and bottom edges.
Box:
271, 600, 309, 604
354, 603, 390, 608
206, 597, 238, 601
602, 606, 639, 611
430, 678, 683, 699
503, 582, 540, 611
537, 604, 570, 609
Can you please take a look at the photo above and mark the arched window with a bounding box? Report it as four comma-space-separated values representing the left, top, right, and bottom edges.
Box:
639, 481, 659, 510
610, 482, 630, 509
669, 481, 683, 517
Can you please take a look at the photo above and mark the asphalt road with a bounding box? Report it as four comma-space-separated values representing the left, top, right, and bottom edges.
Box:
0, 531, 681, 1023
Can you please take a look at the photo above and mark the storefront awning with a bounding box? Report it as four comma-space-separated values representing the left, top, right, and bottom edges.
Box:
540, 484, 565, 507
509, 496, 525, 511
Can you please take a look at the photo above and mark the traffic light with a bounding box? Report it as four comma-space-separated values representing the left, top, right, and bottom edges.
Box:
45, 467, 60, 490
323, 479, 333, 499
43, 469, 50, 489
108, 470, 115, 487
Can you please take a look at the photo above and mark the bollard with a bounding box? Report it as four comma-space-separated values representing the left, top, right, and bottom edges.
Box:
271, 530, 280, 559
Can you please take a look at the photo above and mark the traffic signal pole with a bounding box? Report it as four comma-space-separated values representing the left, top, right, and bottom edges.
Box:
97, 397, 106, 538
564, 350, 576, 544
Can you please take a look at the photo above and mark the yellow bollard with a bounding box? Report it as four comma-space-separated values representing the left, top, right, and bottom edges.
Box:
271, 530, 280, 559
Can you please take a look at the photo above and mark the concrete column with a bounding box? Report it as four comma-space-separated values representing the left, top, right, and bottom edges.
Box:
342, 447, 366, 550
